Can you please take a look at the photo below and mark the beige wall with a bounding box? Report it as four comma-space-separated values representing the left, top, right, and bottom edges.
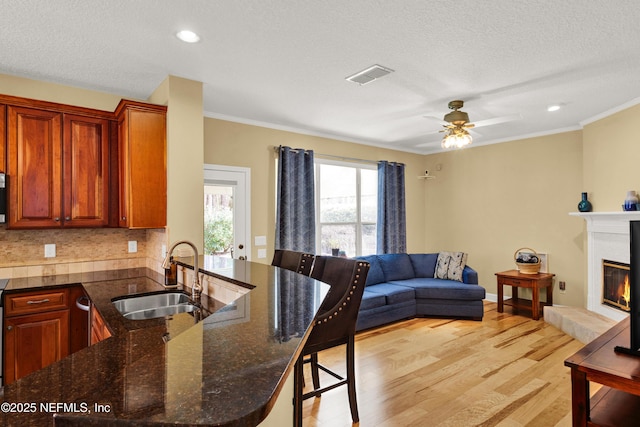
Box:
423, 131, 585, 306
203, 118, 426, 263
583, 104, 640, 210
149, 76, 204, 257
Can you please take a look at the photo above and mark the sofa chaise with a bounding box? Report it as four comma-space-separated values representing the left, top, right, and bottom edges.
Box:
354, 253, 486, 331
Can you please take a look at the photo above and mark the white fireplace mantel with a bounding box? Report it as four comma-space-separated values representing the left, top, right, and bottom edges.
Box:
571, 211, 640, 321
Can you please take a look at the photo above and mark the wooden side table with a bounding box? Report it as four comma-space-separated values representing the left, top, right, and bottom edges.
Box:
565, 317, 640, 426
495, 269, 555, 320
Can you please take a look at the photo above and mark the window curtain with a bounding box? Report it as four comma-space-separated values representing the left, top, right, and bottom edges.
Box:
275, 146, 316, 252
377, 161, 407, 254
275, 146, 316, 342
275, 270, 315, 342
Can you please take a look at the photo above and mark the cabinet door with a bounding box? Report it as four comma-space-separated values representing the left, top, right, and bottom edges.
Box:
7, 106, 62, 228
1, 104, 6, 172
116, 101, 167, 229
63, 114, 110, 227
4, 309, 70, 385
90, 305, 111, 345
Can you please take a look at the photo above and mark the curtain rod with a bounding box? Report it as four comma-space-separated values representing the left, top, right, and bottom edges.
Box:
273, 146, 384, 165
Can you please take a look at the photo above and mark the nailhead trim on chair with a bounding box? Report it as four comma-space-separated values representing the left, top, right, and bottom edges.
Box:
315, 263, 367, 326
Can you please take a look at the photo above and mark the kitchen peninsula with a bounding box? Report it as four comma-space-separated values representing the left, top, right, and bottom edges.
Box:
1, 258, 329, 426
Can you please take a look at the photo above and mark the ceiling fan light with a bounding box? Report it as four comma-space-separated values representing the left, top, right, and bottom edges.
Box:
441, 127, 472, 149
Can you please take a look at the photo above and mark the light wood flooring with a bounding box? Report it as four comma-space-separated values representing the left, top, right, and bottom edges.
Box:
301, 301, 592, 427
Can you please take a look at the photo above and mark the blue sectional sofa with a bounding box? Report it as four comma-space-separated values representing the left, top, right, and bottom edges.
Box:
354, 253, 486, 331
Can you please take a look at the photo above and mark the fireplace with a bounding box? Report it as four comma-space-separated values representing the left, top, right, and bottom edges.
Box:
570, 211, 640, 321
602, 260, 630, 312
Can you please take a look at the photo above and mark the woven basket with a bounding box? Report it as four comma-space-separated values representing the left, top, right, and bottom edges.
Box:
514, 247, 541, 274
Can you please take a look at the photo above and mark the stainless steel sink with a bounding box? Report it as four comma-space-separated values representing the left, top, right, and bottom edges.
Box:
112, 291, 198, 320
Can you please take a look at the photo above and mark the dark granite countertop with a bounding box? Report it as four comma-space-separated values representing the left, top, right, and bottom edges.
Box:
1, 258, 329, 426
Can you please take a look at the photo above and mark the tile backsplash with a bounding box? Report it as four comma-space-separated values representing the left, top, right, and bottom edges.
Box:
0, 226, 166, 278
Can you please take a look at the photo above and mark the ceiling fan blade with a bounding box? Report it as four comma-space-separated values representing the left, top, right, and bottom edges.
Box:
423, 115, 448, 126
471, 113, 522, 128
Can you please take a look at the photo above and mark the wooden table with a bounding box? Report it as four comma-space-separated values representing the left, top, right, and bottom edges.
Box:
495, 269, 555, 320
565, 317, 640, 426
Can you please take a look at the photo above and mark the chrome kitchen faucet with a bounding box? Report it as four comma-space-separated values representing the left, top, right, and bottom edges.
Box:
162, 240, 202, 301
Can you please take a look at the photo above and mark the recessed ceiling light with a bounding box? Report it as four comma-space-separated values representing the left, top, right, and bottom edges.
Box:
547, 104, 562, 112
176, 30, 200, 43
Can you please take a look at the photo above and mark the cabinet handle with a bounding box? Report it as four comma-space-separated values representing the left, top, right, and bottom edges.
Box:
54, 217, 60, 222
26, 298, 50, 304
65, 216, 70, 221
7, 326, 12, 331
121, 216, 126, 221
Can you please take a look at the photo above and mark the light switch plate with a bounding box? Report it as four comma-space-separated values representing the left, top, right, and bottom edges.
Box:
258, 249, 267, 259
128, 240, 138, 253
44, 244, 56, 258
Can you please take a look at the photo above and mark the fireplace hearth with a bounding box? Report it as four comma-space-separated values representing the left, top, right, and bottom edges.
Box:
602, 260, 630, 312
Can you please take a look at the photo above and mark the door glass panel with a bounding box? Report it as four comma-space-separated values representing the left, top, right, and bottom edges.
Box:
204, 185, 234, 257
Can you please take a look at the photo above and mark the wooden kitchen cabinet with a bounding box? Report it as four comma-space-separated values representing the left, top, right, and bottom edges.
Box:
7, 105, 63, 228
115, 100, 167, 229
3, 288, 70, 385
2, 94, 167, 229
6, 105, 111, 228
90, 304, 111, 345
62, 114, 111, 227
0, 104, 6, 172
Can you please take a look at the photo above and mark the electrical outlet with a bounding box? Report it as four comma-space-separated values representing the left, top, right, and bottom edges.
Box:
44, 244, 56, 258
128, 240, 138, 253
559, 281, 566, 293
161, 244, 167, 258
258, 248, 267, 259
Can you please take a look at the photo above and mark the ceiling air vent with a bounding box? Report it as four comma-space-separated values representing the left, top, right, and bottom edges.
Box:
346, 64, 394, 85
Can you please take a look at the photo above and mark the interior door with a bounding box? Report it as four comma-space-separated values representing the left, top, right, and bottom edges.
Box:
203, 165, 251, 260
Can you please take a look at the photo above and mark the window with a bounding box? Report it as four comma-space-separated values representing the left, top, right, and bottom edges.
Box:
315, 160, 377, 257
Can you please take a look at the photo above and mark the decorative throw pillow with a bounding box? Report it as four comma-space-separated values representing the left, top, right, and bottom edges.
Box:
434, 252, 468, 282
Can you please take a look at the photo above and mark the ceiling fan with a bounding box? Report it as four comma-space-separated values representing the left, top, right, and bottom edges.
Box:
418, 100, 521, 149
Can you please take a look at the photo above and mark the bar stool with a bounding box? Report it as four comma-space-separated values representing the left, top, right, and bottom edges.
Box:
271, 249, 315, 276
293, 256, 370, 426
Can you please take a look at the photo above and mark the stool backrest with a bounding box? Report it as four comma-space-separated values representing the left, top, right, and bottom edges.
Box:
305, 256, 370, 353
272, 249, 315, 276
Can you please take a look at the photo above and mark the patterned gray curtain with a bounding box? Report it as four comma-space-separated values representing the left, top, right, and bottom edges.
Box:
377, 161, 407, 254
275, 146, 316, 252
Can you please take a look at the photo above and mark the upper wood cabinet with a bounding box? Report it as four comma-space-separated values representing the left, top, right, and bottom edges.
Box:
1, 94, 167, 229
115, 100, 167, 229
6, 106, 110, 228
7, 106, 63, 228
62, 114, 110, 227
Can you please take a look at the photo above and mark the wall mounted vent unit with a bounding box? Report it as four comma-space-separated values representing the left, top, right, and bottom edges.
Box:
346, 64, 394, 85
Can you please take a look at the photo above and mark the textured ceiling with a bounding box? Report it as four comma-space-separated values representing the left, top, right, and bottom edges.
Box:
2, 1, 640, 153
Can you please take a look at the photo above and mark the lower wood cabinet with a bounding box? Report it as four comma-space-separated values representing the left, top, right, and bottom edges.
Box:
3, 289, 71, 385
90, 304, 111, 345
3, 285, 91, 385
